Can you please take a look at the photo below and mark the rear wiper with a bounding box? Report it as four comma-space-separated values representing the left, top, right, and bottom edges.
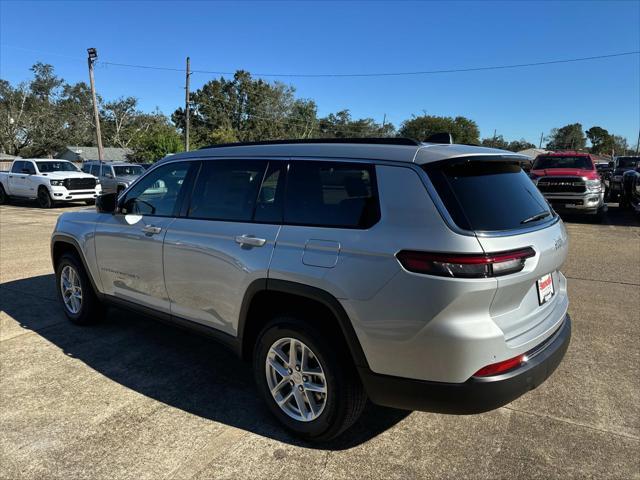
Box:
521, 211, 551, 224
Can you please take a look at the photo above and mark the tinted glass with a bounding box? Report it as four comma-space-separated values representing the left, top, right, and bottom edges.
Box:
285, 161, 379, 228
89, 165, 100, 176
22, 162, 36, 174
114, 165, 144, 176
123, 162, 190, 216
36, 161, 78, 172
81, 164, 91, 173
617, 157, 639, 168
532, 155, 592, 170
11, 161, 24, 173
254, 162, 286, 223
424, 160, 552, 232
188, 160, 267, 222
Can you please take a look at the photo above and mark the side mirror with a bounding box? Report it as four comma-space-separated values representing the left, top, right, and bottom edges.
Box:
96, 192, 118, 214
104, 172, 114, 179
608, 161, 614, 168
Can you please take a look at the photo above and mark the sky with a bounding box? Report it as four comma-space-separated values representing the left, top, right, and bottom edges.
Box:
1, 0, 639, 147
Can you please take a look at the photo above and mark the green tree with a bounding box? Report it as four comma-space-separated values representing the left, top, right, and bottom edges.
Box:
399, 115, 480, 144
129, 121, 184, 163
481, 135, 509, 149
586, 126, 614, 155
546, 123, 587, 151
317, 110, 394, 138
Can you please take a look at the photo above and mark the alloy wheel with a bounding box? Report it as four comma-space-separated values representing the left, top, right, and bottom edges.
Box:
265, 337, 328, 422
60, 265, 83, 314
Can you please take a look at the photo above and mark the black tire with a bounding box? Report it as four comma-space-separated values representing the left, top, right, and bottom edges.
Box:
85, 199, 96, 206
253, 316, 367, 441
37, 187, 53, 208
0, 184, 8, 204
55, 252, 103, 325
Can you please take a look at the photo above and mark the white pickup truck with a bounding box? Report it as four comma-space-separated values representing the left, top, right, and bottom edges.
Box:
0, 159, 102, 208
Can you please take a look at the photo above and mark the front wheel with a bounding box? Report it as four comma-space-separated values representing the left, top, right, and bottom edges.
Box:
55, 253, 103, 325
0, 184, 8, 204
37, 187, 53, 208
254, 317, 366, 441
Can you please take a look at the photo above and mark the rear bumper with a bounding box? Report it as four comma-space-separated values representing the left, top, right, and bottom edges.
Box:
359, 314, 571, 414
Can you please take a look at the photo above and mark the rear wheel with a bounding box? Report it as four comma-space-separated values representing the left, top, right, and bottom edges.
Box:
254, 316, 366, 441
55, 252, 103, 325
0, 184, 8, 204
37, 187, 53, 208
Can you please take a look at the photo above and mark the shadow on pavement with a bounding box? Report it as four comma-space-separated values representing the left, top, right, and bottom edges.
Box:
1, 199, 90, 210
1, 274, 409, 450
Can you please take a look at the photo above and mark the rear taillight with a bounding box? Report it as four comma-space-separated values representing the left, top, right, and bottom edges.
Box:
396, 247, 535, 278
473, 354, 526, 377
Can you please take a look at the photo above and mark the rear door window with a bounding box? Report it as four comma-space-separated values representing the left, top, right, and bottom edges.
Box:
424, 159, 553, 232
284, 161, 380, 228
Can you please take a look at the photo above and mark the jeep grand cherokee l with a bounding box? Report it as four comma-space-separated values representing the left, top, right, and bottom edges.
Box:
51, 138, 571, 440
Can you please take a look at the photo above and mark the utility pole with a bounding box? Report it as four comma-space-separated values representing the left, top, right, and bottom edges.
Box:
636, 129, 639, 155
492, 129, 497, 147
87, 48, 104, 161
539, 132, 544, 149
185, 57, 191, 151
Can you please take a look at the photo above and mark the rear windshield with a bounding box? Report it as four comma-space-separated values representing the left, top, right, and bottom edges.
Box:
424, 159, 553, 232
616, 157, 639, 168
532, 155, 592, 170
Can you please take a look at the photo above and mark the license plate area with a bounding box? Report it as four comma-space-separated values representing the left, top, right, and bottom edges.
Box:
537, 273, 555, 305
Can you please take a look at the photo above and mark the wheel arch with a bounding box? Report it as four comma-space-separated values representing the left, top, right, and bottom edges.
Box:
51, 235, 102, 297
239, 279, 369, 369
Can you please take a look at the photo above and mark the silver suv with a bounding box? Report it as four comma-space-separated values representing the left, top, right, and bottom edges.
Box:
82, 161, 145, 195
51, 138, 571, 440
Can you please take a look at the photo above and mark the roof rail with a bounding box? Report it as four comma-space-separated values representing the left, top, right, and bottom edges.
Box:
198, 137, 421, 150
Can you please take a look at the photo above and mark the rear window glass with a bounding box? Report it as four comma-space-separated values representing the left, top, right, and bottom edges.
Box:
533, 155, 592, 170
285, 161, 380, 229
424, 159, 553, 232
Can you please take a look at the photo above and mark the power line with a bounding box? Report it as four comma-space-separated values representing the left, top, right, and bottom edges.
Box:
96, 51, 640, 78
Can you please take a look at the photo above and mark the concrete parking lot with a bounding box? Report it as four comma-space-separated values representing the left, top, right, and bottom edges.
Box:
1, 201, 639, 480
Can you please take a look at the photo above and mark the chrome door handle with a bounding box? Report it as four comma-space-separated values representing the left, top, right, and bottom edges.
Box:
142, 225, 162, 235
235, 234, 266, 247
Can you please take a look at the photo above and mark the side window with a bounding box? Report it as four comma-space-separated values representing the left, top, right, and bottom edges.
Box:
284, 161, 380, 229
90, 165, 99, 176
188, 160, 267, 222
122, 162, 190, 217
22, 161, 36, 174
81, 164, 91, 173
11, 161, 24, 173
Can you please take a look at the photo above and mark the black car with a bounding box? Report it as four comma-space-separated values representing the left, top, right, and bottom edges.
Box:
621, 166, 640, 213
609, 156, 640, 201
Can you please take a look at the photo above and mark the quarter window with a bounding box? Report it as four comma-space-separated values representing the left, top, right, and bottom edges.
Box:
284, 161, 380, 228
122, 162, 190, 216
188, 160, 267, 222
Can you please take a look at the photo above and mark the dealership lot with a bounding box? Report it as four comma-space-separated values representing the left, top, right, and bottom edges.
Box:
1, 203, 638, 479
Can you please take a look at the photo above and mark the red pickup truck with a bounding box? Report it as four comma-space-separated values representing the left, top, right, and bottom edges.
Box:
530, 152, 605, 219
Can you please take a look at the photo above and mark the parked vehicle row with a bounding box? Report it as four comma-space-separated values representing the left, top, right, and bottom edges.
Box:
81, 161, 145, 195
0, 159, 101, 208
609, 156, 640, 201
51, 138, 571, 441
